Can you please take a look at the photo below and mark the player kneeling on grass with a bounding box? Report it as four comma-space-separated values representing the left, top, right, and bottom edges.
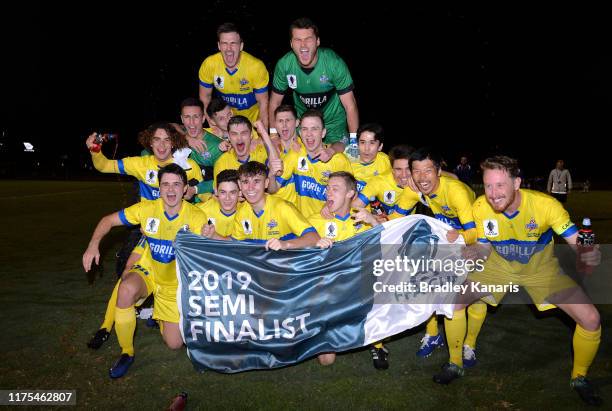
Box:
433, 156, 603, 407
307, 171, 385, 368
83, 164, 208, 379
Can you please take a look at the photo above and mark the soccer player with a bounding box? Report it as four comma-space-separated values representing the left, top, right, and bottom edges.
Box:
353, 145, 421, 219
196, 169, 242, 237
350, 123, 391, 192
212, 116, 280, 188
203, 161, 320, 251
308, 171, 385, 369
269, 17, 359, 161
433, 156, 602, 406
267, 109, 353, 218
271, 105, 303, 159
83, 164, 208, 378
84, 123, 203, 349
177, 97, 229, 195
198, 23, 269, 127
395, 148, 480, 361
86, 122, 203, 201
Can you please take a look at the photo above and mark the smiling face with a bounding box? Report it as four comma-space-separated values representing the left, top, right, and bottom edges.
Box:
483, 168, 521, 212
151, 129, 173, 162
392, 158, 411, 188
218, 31, 243, 69
159, 172, 187, 211
290, 28, 320, 68
216, 181, 240, 213
181, 106, 204, 138
411, 159, 440, 195
358, 131, 382, 164
228, 123, 252, 160
238, 173, 268, 209
325, 176, 354, 215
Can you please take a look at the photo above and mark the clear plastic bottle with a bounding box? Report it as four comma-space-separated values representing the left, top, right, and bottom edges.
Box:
345, 132, 359, 161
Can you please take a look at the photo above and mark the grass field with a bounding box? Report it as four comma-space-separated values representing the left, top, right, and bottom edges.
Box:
1, 181, 611, 410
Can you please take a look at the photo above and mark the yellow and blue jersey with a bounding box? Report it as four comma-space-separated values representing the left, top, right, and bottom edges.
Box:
198, 52, 269, 125
308, 212, 370, 241
474, 189, 577, 268
196, 197, 243, 237
91, 152, 202, 201
351, 152, 391, 192
397, 175, 476, 243
118, 199, 207, 286
276, 148, 353, 218
213, 143, 268, 187
358, 171, 419, 216
231, 195, 315, 243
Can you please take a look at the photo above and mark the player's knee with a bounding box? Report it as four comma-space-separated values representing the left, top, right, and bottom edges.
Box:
117, 279, 141, 306
578, 306, 600, 331
318, 353, 336, 366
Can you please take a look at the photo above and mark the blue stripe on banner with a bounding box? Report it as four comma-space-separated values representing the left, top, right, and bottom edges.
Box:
138, 182, 159, 200
462, 221, 476, 230
489, 228, 554, 263
200, 81, 213, 88
146, 237, 176, 264
117, 159, 126, 175
218, 92, 258, 111
434, 214, 462, 230
561, 224, 578, 237
243, 238, 267, 244
118, 210, 134, 226
293, 174, 327, 202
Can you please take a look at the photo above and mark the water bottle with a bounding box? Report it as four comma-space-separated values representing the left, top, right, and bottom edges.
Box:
90, 132, 117, 153
165, 392, 187, 411
576, 217, 595, 275
345, 132, 359, 161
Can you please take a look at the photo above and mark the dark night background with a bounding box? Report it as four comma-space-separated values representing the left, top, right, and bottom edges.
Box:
2, 2, 611, 185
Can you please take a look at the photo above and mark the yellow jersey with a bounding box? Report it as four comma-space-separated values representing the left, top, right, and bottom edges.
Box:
196, 197, 243, 237
276, 148, 353, 217
359, 171, 420, 216
198, 51, 269, 124
474, 189, 577, 269
308, 212, 370, 241
213, 143, 268, 187
351, 152, 391, 192
91, 152, 202, 201
119, 199, 207, 286
231, 195, 315, 243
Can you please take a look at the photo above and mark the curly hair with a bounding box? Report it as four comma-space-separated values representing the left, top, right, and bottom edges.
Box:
137, 122, 188, 153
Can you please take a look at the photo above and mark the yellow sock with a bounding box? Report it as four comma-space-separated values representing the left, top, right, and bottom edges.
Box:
425, 314, 439, 336
115, 306, 136, 356
373, 341, 383, 349
445, 309, 466, 367
100, 280, 120, 331
571, 325, 601, 379
464, 302, 487, 348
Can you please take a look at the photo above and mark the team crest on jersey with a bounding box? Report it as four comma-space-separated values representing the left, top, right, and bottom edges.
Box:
484, 219, 499, 237
325, 222, 338, 238
319, 74, 330, 84
321, 170, 331, 179
145, 169, 158, 185
297, 157, 309, 172
267, 219, 278, 229
239, 78, 249, 86
145, 218, 160, 234
181, 224, 190, 232
207, 217, 216, 226
442, 205, 451, 212
384, 190, 396, 203
214, 75, 225, 89
374, 171, 379, 176
287, 74, 297, 89
242, 219, 252, 235
525, 218, 538, 231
